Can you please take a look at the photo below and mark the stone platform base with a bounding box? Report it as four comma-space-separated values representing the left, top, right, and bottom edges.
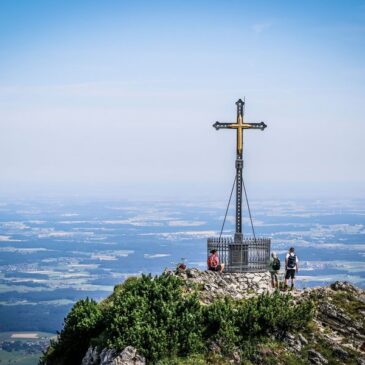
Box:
175, 268, 273, 304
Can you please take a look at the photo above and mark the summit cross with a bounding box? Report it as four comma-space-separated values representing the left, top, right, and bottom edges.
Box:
213, 99, 267, 242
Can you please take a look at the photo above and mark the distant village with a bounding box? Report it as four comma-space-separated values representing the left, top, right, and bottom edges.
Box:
0, 336, 50, 355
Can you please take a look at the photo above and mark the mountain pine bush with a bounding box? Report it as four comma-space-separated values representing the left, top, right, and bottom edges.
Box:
41, 298, 104, 365
104, 274, 204, 362
40, 273, 315, 365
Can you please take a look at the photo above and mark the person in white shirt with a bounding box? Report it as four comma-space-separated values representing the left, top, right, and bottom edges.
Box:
285, 247, 299, 290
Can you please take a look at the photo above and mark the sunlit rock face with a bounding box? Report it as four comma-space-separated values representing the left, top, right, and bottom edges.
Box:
81, 346, 146, 365
173, 268, 273, 303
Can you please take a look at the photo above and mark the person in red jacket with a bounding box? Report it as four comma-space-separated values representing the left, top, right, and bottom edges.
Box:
207, 249, 225, 272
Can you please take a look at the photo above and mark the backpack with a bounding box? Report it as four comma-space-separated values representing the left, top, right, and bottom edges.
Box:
287, 254, 296, 269
272, 257, 280, 271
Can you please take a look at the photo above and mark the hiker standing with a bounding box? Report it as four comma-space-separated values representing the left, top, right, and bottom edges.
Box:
207, 249, 225, 273
285, 247, 299, 290
269, 252, 280, 288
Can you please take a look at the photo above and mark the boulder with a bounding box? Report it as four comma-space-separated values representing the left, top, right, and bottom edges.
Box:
229, 351, 241, 364
99, 349, 117, 365
330, 281, 358, 293
298, 333, 308, 346
82, 346, 145, 365
115, 346, 145, 365
333, 345, 348, 359
307, 349, 328, 364
81, 346, 100, 365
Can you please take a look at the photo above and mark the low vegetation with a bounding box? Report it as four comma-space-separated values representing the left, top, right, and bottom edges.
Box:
40, 273, 315, 365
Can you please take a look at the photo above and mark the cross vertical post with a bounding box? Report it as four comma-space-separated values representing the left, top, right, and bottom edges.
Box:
213, 99, 267, 242
235, 99, 244, 242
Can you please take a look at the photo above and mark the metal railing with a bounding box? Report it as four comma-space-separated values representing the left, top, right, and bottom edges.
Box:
207, 236, 271, 272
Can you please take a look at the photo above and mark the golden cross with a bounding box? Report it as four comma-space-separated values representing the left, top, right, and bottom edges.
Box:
213, 99, 266, 155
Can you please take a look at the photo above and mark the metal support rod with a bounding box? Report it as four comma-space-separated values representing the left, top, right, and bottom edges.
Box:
219, 174, 236, 240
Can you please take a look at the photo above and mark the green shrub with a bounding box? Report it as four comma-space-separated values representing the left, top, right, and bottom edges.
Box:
203, 291, 315, 356
236, 291, 315, 338
39, 298, 104, 365
203, 297, 239, 353
41, 274, 315, 365
104, 274, 204, 362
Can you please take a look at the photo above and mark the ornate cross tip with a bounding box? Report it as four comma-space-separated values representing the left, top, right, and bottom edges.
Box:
260, 122, 267, 131
213, 121, 220, 130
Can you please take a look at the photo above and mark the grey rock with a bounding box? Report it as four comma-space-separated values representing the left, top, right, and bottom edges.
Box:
93, 346, 146, 365
317, 301, 363, 336
286, 332, 295, 341
217, 279, 227, 287
208, 341, 221, 354
174, 268, 273, 303
185, 269, 197, 278
116, 346, 145, 365
229, 351, 241, 364
361, 341, 365, 352
178, 272, 187, 280
100, 349, 117, 365
292, 340, 302, 352
298, 333, 308, 345
204, 284, 213, 291
330, 281, 358, 293
284, 332, 296, 348
358, 295, 365, 305
81, 346, 100, 365
333, 345, 348, 359
308, 349, 328, 365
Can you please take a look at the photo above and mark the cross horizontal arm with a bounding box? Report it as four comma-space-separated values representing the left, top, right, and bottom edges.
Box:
213, 121, 267, 131
247, 122, 267, 131
213, 121, 232, 130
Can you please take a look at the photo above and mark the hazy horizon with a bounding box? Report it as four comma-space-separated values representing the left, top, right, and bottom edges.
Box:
1, 181, 365, 202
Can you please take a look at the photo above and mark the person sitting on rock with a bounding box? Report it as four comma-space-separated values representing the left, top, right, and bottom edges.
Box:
175, 258, 187, 274
207, 249, 225, 273
285, 247, 299, 290
269, 251, 280, 288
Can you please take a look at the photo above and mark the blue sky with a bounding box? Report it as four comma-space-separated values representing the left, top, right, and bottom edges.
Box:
0, 1, 364, 199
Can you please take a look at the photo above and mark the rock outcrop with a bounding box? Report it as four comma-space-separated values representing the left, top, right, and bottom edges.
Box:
307, 349, 328, 364
81, 346, 145, 365
298, 281, 365, 364
173, 268, 273, 303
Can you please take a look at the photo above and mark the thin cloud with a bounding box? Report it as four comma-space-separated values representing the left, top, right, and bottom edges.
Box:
252, 22, 272, 34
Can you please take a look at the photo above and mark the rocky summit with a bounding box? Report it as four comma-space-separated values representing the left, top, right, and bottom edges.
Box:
42, 269, 365, 365
172, 268, 273, 303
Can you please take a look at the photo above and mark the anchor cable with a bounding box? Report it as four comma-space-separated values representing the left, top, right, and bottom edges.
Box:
242, 178, 256, 241
219, 174, 236, 240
